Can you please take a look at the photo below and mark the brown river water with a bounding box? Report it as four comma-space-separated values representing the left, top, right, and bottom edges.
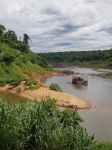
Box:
45, 67, 112, 141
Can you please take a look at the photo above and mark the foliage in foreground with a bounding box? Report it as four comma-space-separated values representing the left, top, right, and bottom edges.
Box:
0, 97, 111, 150
96, 142, 112, 150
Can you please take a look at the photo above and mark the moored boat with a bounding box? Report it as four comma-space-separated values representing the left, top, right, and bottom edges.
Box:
72, 73, 88, 85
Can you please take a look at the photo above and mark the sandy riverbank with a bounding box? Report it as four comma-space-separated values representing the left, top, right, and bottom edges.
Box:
0, 82, 91, 109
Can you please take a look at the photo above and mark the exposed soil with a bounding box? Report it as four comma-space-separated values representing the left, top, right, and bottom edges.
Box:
0, 82, 91, 109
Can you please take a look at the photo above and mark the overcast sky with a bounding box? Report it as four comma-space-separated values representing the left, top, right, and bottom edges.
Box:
0, 0, 112, 53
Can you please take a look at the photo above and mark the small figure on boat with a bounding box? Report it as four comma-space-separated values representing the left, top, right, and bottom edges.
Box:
72, 73, 88, 85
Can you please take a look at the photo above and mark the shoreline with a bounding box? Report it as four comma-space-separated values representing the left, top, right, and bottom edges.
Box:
0, 83, 92, 109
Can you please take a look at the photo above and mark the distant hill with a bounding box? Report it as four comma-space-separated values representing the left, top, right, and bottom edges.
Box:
0, 24, 49, 85
38, 49, 112, 68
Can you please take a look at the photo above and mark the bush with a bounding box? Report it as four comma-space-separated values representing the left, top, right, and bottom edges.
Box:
16, 87, 21, 93
25, 78, 38, 86
8, 75, 25, 86
28, 85, 39, 90
0, 75, 25, 86
0, 97, 99, 150
0, 81, 6, 86
49, 83, 62, 92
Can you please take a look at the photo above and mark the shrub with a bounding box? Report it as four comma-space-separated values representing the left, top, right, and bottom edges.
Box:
0, 75, 25, 86
16, 87, 21, 93
25, 78, 38, 86
8, 75, 25, 86
49, 83, 62, 92
28, 85, 39, 90
0, 81, 6, 86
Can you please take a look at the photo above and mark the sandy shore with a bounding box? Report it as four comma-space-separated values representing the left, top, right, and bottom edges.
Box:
0, 82, 91, 109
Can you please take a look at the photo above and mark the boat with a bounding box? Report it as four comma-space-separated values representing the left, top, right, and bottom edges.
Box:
72, 73, 88, 85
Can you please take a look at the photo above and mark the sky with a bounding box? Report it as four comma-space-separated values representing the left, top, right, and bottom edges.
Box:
0, 0, 112, 53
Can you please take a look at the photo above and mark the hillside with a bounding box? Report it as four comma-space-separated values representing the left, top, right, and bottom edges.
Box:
0, 24, 50, 86
38, 49, 112, 68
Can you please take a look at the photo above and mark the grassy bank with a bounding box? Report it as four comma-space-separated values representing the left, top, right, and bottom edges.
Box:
0, 97, 112, 150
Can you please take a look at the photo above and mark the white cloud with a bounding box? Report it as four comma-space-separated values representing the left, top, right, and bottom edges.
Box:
0, 0, 112, 52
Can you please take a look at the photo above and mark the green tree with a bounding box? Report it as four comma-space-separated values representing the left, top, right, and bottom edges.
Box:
23, 34, 31, 46
0, 24, 6, 36
5, 30, 17, 42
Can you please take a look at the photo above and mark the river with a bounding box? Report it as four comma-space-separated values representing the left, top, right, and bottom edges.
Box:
45, 67, 112, 141
0, 92, 27, 104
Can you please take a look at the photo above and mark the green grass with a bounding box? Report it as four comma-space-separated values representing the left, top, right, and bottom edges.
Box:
96, 142, 112, 150
0, 97, 111, 150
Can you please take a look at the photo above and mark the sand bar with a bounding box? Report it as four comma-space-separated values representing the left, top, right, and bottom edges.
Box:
0, 83, 91, 109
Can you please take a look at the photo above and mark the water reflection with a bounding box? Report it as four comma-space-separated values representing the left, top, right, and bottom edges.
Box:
0, 92, 27, 104
72, 83, 88, 89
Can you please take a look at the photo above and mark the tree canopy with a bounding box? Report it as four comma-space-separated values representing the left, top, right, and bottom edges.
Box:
39, 49, 112, 68
0, 24, 32, 52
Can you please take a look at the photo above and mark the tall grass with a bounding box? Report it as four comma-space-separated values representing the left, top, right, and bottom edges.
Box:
96, 142, 112, 150
0, 97, 111, 150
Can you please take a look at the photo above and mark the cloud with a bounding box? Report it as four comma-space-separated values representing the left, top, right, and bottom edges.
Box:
42, 4, 61, 16
0, 0, 112, 53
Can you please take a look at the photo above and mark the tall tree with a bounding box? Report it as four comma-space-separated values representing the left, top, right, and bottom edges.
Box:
0, 24, 6, 36
23, 34, 31, 46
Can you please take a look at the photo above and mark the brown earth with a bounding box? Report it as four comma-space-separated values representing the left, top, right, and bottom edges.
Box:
33, 70, 74, 82
0, 82, 91, 109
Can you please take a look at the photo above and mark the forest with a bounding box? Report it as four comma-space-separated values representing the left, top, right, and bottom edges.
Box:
39, 49, 112, 68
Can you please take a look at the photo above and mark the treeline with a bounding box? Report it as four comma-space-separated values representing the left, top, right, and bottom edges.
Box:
38, 50, 112, 68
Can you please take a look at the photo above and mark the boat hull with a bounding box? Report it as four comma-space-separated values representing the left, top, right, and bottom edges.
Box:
72, 80, 88, 85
